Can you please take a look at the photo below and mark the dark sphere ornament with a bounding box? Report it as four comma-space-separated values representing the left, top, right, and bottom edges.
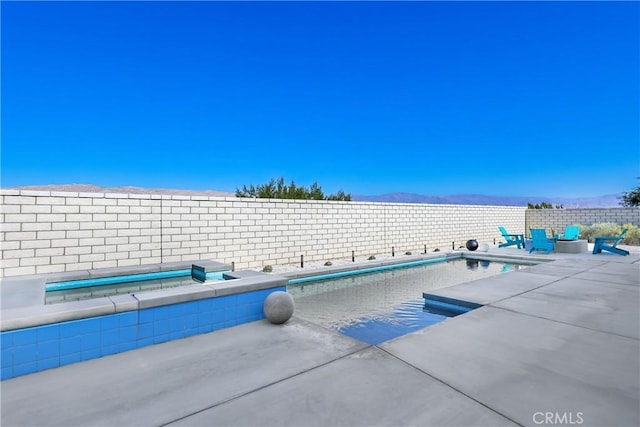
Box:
466, 239, 479, 251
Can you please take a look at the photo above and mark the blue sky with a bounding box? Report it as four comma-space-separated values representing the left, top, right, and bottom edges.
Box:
2, 1, 638, 198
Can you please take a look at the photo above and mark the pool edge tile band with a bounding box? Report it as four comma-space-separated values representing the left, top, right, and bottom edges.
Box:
288, 257, 448, 285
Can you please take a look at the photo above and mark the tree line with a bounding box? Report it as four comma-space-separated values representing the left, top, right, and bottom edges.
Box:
235, 177, 351, 201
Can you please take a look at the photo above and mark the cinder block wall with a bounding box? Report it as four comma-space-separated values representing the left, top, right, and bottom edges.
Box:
525, 208, 640, 235
0, 190, 526, 278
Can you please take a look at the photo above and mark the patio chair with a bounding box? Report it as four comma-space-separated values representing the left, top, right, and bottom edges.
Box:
592, 229, 629, 256
529, 228, 555, 254
556, 225, 580, 241
498, 226, 525, 249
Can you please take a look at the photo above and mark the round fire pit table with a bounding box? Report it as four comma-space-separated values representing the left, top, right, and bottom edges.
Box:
555, 239, 588, 254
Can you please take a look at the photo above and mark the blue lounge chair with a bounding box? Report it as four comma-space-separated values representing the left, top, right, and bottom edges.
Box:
592, 229, 629, 256
498, 226, 525, 249
556, 225, 580, 241
529, 228, 555, 254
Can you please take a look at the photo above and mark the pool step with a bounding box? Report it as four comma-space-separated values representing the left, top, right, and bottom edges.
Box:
422, 293, 482, 317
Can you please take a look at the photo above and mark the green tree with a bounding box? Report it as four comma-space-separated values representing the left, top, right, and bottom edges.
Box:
236, 177, 351, 201
620, 179, 640, 207
527, 201, 558, 209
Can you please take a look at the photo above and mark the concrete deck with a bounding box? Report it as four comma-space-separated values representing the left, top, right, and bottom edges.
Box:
2, 246, 639, 427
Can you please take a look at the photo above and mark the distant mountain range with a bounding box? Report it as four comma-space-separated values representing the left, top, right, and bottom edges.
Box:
4, 184, 234, 198
353, 192, 622, 208
4, 184, 622, 208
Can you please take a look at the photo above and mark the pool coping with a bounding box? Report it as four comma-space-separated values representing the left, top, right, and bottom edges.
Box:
279, 250, 550, 281
0, 260, 288, 331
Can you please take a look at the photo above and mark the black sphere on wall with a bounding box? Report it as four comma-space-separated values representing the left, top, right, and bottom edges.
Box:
466, 239, 479, 251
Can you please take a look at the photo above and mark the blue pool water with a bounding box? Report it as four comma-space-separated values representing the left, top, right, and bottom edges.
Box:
337, 299, 447, 345
287, 258, 526, 345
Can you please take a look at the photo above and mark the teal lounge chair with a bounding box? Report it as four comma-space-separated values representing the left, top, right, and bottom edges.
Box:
529, 228, 555, 254
498, 226, 525, 249
556, 225, 580, 241
592, 229, 629, 256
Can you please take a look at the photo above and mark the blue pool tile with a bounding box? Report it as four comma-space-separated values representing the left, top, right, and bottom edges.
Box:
118, 312, 138, 327
14, 344, 37, 364
101, 329, 119, 347
153, 306, 170, 321
37, 357, 60, 371
198, 311, 213, 326
101, 345, 119, 357
119, 341, 138, 353
0, 331, 14, 348
60, 352, 82, 366
224, 319, 238, 328
256, 290, 273, 302
240, 312, 262, 323
81, 348, 101, 361
119, 326, 137, 343
169, 304, 186, 318
13, 362, 37, 377
13, 328, 37, 346
139, 309, 154, 324
184, 328, 199, 338
118, 341, 138, 353
137, 323, 154, 340
153, 334, 170, 344
221, 295, 234, 306
250, 301, 263, 314
237, 304, 250, 319
60, 320, 83, 338
251, 289, 270, 302
185, 314, 198, 330
81, 333, 101, 351
81, 318, 102, 334
238, 304, 256, 318
183, 301, 198, 315
1, 367, 12, 381
1, 348, 13, 369
236, 293, 254, 306
212, 309, 225, 324
210, 297, 224, 310
169, 318, 185, 333
36, 324, 60, 342
197, 324, 213, 334
37, 340, 60, 359
100, 316, 119, 331
136, 337, 153, 348
169, 330, 185, 341
154, 319, 169, 335
224, 306, 238, 322
60, 336, 82, 356
197, 299, 214, 312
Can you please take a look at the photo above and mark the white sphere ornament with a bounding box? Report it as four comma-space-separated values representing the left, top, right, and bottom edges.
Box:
478, 243, 490, 252
263, 291, 295, 324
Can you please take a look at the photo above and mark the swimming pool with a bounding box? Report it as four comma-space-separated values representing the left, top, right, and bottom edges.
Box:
287, 258, 527, 345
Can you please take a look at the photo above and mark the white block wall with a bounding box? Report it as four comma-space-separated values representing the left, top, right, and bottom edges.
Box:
0, 189, 526, 278
525, 208, 640, 235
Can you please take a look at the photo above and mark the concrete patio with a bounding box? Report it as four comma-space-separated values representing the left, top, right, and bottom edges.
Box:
1, 246, 639, 427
